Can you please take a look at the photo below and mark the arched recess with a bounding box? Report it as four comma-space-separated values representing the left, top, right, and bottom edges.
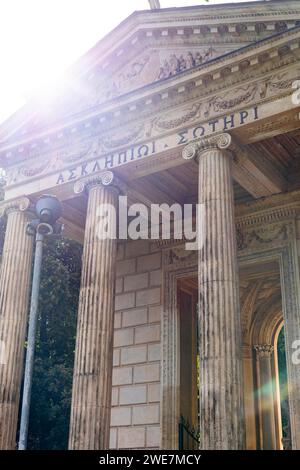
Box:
161, 219, 300, 450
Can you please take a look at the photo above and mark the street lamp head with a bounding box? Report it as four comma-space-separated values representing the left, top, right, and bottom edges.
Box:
35, 194, 62, 225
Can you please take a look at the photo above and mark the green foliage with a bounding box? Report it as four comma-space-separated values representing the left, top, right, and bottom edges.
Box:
0, 218, 81, 449
27, 237, 82, 449
277, 327, 290, 439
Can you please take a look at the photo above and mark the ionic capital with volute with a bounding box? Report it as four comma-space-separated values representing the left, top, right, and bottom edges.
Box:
182, 132, 234, 162
73, 170, 125, 196
0, 196, 32, 218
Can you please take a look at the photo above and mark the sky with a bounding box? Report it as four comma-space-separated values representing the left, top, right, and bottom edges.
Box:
0, 0, 261, 125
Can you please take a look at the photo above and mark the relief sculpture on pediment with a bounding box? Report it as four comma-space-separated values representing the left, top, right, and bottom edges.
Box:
98, 47, 220, 102
156, 47, 216, 80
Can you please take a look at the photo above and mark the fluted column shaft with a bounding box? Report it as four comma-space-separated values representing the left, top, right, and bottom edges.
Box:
69, 173, 118, 449
0, 201, 33, 449
183, 133, 245, 450
254, 344, 277, 450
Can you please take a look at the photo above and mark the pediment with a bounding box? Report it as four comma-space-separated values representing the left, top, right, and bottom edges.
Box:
1, 0, 300, 147
93, 44, 234, 103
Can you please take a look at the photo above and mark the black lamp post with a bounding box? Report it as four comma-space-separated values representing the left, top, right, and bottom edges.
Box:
18, 195, 62, 450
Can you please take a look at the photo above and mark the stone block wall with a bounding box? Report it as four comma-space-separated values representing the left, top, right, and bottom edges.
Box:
110, 240, 162, 449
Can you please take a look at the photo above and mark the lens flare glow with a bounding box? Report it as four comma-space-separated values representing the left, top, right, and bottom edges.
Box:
0, 0, 261, 125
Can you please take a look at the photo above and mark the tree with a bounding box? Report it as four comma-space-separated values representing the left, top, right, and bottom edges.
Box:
26, 236, 82, 449
0, 194, 83, 449
0, 210, 82, 449
277, 327, 291, 442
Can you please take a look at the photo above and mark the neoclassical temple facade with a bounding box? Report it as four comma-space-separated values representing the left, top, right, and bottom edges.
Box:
0, 0, 300, 450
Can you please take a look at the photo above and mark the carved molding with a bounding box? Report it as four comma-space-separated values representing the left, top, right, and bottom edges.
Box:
254, 344, 274, 358
2, 26, 300, 167
100, 47, 219, 102
154, 215, 299, 255
162, 244, 197, 269
161, 256, 197, 449
161, 214, 300, 449
241, 280, 262, 340
3, 57, 300, 186
237, 189, 300, 218
52, 29, 300, 114
238, 222, 300, 449
161, 219, 295, 263
252, 292, 283, 346
236, 191, 300, 235
236, 223, 289, 253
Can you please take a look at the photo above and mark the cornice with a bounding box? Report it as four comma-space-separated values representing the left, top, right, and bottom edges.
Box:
0, 6, 299, 146
236, 189, 300, 228
153, 189, 300, 251
1, 26, 299, 167
96, 19, 299, 78
78, 2, 300, 70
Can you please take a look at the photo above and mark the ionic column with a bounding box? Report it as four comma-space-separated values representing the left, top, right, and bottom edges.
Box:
69, 171, 120, 449
183, 133, 245, 450
0, 198, 34, 449
254, 344, 277, 450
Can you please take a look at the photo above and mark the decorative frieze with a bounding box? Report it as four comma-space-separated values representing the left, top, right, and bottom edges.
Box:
1, 26, 300, 171
236, 223, 289, 253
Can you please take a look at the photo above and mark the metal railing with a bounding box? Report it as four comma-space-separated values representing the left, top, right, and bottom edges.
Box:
178, 415, 200, 450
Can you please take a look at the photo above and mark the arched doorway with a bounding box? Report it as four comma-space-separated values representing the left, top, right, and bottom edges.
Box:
161, 235, 300, 450
241, 261, 292, 449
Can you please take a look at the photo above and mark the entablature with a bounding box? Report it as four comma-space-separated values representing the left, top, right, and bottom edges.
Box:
2, 6, 300, 148
1, 25, 300, 168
